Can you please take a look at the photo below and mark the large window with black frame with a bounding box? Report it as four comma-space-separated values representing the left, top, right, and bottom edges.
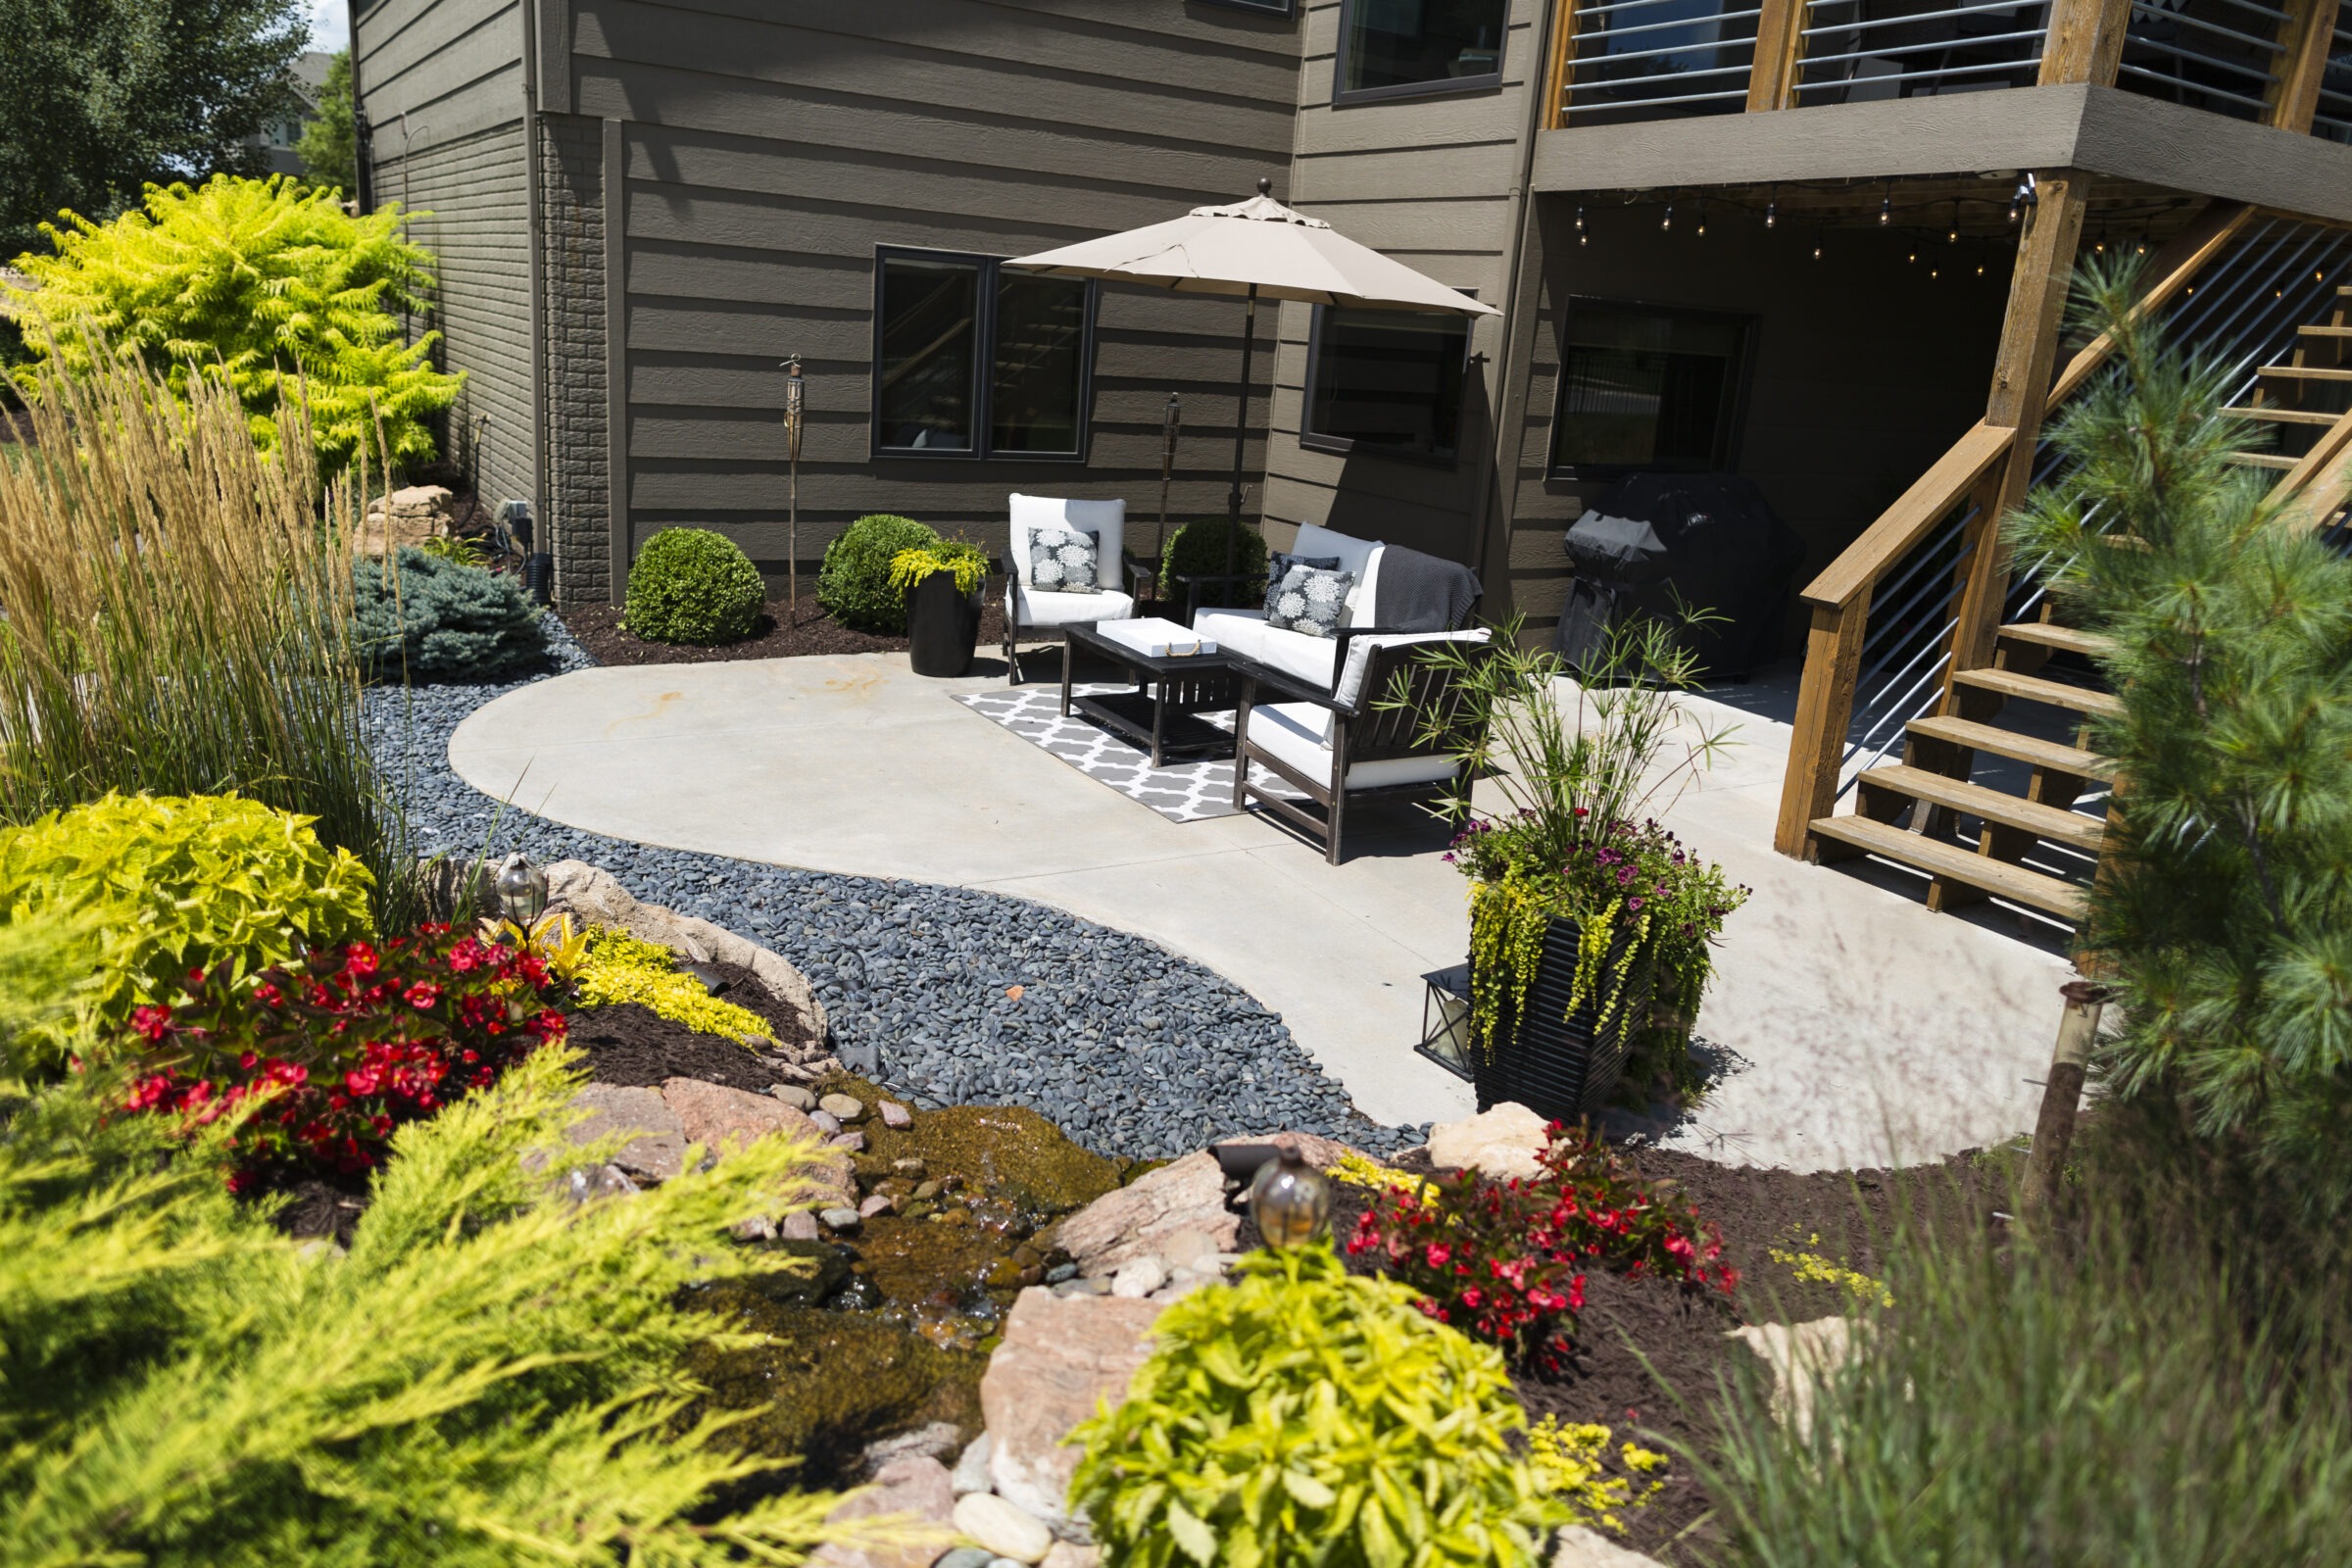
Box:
1335, 0, 1509, 101
1301, 304, 1474, 464
1549, 300, 1750, 476
871, 248, 1095, 459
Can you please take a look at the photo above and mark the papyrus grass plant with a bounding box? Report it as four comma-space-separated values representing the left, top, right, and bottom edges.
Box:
0, 340, 414, 925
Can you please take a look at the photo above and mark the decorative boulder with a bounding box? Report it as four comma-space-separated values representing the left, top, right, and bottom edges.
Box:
981, 1288, 1168, 1535
1426, 1101, 1550, 1181
1053, 1151, 1236, 1280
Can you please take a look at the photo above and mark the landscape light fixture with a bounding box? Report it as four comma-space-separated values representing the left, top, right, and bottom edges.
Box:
2008, 172, 2038, 224
494, 853, 549, 928
1249, 1144, 1333, 1250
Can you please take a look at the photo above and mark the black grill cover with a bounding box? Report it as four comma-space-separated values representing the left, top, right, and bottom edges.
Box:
1553, 473, 1806, 681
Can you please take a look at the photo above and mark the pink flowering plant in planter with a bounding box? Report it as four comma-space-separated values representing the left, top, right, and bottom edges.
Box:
120, 924, 569, 1184
1347, 1125, 1738, 1373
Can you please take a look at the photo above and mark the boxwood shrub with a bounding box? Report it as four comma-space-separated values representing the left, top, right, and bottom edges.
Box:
623, 528, 767, 645
1159, 517, 1269, 612
352, 548, 549, 683
818, 514, 940, 633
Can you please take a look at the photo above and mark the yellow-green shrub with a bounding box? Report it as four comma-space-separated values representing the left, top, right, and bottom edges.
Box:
575, 928, 771, 1046
0, 793, 373, 1037
1070, 1244, 1565, 1567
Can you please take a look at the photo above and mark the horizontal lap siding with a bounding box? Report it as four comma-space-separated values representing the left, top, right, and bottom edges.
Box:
1259, 0, 1540, 574
576, 0, 1302, 577
356, 0, 535, 515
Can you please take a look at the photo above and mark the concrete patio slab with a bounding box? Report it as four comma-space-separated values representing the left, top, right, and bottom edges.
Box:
448, 651, 2073, 1169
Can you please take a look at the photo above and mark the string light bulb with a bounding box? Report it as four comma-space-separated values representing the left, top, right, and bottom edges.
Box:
1695, 197, 1707, 237
1948, 198, 1960, 245
1576, 205, 1588, 247
1765, 184, 1779, 229
1661, 200, 1674, 232
1812, 232, 1824, 261
1879, 181, 1893, 226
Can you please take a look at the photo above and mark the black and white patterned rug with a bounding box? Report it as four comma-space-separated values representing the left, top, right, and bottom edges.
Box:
956, 683, 1305, 824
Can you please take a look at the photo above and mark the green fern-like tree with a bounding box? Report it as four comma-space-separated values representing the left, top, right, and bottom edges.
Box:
0, 914, 918, 1565
2009, 258, 2352, 1212
3, 173, 463, 474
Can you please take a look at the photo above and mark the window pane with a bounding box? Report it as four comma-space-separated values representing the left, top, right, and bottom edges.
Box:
991, 273, 1087, 455
877, 257, 978, 452
1306, 307, 1469, 460
1552, 305, 1743, 471
1342, 0, 1508, 93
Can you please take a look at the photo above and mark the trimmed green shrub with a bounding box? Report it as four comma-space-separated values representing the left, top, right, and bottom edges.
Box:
4, 174, 462, 474
623, 527, 767, 645
1070, 1244, 1566, 1566
1160, 517, 1269, 611
819, 514, 939, 633
0, 792, 374, 1040
352, 547, 549, 683
0, 928, 900, 1563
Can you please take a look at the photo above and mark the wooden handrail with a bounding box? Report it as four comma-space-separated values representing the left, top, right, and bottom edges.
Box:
2272, 404, 2352, 528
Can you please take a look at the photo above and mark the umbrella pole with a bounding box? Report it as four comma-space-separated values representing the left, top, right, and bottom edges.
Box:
1225, 282, 1258, 588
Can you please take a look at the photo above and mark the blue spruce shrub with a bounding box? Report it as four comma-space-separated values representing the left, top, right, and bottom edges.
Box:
623, 528, 767, 645
352, 549, 549, 683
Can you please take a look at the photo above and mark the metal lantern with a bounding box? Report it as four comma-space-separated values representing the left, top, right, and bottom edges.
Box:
1416, 963, 1476, 1082
494, 852, 548, 927
1249, 1145, 1332, 1250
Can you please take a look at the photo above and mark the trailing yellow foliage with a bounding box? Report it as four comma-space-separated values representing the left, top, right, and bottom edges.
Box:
575, 927, 772, 1046
1330, 1150, 1436, 1205
1769, 1232, 1895, 1308
1524, 1417, 1669, 1536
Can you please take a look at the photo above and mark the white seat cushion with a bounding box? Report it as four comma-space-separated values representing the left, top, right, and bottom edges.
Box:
1010, 494, 1125, 590
1248, 702, 1460, 791
1292, 522, 1385, 627
1332, 628, 1491, 710
1011, 584, 1136, 628
1255, 627, 1340, 692
1193, 608, 1272, 664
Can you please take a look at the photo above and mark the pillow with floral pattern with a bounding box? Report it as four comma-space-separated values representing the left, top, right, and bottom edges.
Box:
1263, 550, 1340, 612
1264, 563, 1354, 639
1027, 526, 1101, 594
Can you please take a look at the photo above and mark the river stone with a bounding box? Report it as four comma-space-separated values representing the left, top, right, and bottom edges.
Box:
982, 1289, 1167, 1532
1427, 1101, 1549, 1181
1551, 1525, 1667, 1567
951, 1431, 994, 1496
860, 1420, 964, 1477
1041, 1546, 1101, 1568
780, 1210, 821, 1242
563, 1085, 687, 1182
952, 1494, 1053, 1564
810, 1109, 844, 1135
546, 858, 832, 1061
1109, 1256, 1165, 1298
819, 1206, 863, 1233
1054, 1152, 1236, 1278
808, 1453, 956, 1568
770, 1084, 818, 1111
935, 1553, 993, 1568
1157, 1227, 1221, 1274
820, 1093, 866, 1122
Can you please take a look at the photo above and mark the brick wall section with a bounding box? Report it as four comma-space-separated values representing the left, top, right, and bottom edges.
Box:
537, 114, 610, 606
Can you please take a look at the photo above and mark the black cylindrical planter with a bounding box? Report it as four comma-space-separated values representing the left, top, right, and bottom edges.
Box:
1468, 914, 1648, 1123
905, 572, 982, 677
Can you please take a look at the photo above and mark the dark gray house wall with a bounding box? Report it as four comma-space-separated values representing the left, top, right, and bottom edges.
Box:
1261, 0, 1547, 586
547, 0, 1303, 603
355, 0, 538, 516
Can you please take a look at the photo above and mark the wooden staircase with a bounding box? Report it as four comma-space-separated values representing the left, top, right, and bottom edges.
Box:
1806, 613, 2116, 922
2228, 286, 2352, 474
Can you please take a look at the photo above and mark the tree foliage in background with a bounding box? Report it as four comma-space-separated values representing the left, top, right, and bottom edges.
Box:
2009, 257, 2352, 1212
0, 911, 898, 1565
0, 0, 307, 260
4, 174, 462, 473
296, 48, 359, 197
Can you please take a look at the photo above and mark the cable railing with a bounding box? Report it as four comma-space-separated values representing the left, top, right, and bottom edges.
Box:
1561, 0, 1765, 124
1792, 0, 2053, 105
2311, 10, 2352, 142
2115, 0, 2295, 122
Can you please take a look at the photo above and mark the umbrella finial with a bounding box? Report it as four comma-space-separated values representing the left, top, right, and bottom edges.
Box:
1257, 176, 1271, 198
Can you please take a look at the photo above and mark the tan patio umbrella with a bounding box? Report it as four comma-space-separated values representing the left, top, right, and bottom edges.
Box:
1007, 179, 1499, 583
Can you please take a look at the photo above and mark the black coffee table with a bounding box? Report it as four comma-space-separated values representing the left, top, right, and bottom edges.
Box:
1060, 620, 1241, 767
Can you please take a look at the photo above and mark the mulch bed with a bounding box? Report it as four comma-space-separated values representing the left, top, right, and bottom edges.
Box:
565, 956, 824, 1092
559, 600, 1012, 666
1240, 1142, 1995, 1562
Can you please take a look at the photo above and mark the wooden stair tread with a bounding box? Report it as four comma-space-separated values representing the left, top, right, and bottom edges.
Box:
2259, 365, 2352, 382
2230, 451, 2300, 469
2297, 324, 2352, 338
2226, 405, 2343, 426
1997, 620, 2113, 658
1856, 764, 2108, 851
1952, 666, 2125, 717
1907, 714, 2117, 778
1808, 814, 2089, 919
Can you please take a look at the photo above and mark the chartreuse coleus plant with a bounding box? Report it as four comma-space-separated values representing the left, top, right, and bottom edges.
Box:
0, 792, 373, 1050
1069, 1243, 1568, 1567
573, 927, 772, 1046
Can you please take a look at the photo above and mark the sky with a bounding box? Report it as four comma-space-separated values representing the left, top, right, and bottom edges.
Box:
307, 1, 348, 52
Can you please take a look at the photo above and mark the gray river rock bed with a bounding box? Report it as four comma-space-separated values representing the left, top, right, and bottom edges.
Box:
363, 615, 1423, 1159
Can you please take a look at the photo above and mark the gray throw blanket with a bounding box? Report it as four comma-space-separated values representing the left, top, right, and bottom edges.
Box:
1373, 544, 1482, 632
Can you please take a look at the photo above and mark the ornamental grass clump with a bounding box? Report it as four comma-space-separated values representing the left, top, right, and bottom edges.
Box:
352, 546, 549, 683
622, 527, 767, 645
0, 917, 903, 1565
1069, 1243, 1567, 1567
1347, 1125, 1735, 1371
4, 173, 463, 474
0, 344, 412, 928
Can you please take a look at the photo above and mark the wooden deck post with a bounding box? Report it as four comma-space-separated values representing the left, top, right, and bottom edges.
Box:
1747, 0, 1811, 110
2269, 0, 2344, 133
1773, 592, 1871, 858
2037, 0, 2134, 85
1543, 0, 1580, 129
